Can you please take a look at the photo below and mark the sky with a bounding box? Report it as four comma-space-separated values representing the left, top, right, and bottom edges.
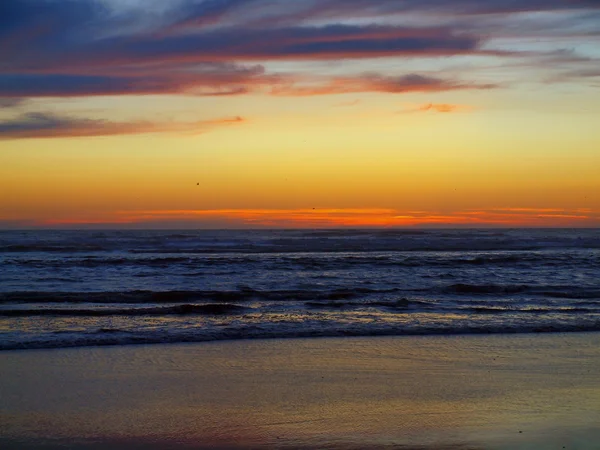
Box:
1, 0, 599, 228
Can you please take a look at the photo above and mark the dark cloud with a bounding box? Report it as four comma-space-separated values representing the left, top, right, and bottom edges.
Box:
0, 74, 138, 97
165, 0, 254, 29
0, 63, 272, 97
4, 24, 481, 74
149, 0, 600, 29
0, 0, 105, 65
0, 1, 488, 99
224, 0, 600, 28
1, 0, 598, 100
0, 112, 245, 139
0, 0, 99, 37
0, 112, 77, 136
284, 0, 600, 18
0, 71, 495, 99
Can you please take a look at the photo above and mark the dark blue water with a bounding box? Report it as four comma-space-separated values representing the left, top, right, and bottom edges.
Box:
1, 229, 599, 350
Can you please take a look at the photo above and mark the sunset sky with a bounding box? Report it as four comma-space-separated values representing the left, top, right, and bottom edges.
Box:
1, 0, 599, 228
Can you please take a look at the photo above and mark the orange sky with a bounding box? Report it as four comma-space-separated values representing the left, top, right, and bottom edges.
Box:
1, 1, 599, 228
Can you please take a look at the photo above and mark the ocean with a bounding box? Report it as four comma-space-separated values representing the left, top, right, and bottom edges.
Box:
1, 228, 599, 350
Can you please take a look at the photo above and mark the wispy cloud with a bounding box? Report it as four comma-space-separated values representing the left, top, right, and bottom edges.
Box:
0, 98, 26, 108
0, 112, 245, 139
0, 71, 494, 99
266, 0, 600, 20
398, 103, 473, 114
334, 99, 361, 107
1, 0, 598, 102
272, 74, 495, 96
0, 64, 272, 98
4, 15, 483, 74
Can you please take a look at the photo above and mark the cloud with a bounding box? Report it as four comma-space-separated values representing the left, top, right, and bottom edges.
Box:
398, 103, 473, 114
143, 0, 600, 30
272, 74, 495, 96
0, 98, 26, 108
0, 1, 490, 101
0, 71, 494, 99
0, 112, 245, 139
419, 103, 459, 113
5, 24, 482, 73
276, 0, 600, 20
546, 68, 600, 84
1, 0, 598, 102
334, 99, 361, 107
0, 64, 272, 98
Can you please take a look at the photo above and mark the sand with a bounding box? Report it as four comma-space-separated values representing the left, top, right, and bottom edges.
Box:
1, 333, 600, 449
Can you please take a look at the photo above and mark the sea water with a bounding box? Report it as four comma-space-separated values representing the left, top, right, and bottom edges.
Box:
1, 228, 599, 350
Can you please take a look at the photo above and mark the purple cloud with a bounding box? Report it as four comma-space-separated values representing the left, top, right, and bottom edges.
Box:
0, 112, 245, 139
1, 0, 597, 101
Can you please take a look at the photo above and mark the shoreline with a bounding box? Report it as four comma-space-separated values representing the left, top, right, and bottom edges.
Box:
4, 327, 600, 352
2, 333, 600, 449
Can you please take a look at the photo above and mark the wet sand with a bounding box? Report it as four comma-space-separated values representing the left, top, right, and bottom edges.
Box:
1, 333, 600, 449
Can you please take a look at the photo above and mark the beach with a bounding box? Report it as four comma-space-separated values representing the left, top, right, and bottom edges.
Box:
2, 332, 599, 449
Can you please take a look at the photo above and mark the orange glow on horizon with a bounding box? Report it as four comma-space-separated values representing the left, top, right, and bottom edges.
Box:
27, 207, 600, 228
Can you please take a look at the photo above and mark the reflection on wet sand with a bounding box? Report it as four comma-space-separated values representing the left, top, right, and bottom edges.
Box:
1, 333, 599, 449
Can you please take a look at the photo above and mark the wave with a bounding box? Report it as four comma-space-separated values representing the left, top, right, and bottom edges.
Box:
445, 283, 529, 295
442, 284, 600, 299
540, 290, 600, 299
3, 228, 600, 255
466, 306, 594, 314
2, 283, 599, 306
0, 287, 403, 304
410, 254, 595, 267
305, 298, 433, 310
4, 256, 248, 269
5, 298, 595, 318
279, 253, 574, 269
3, 322, 600, 351
0, 244, 106, 253
0, 303, 248, 317
6, 252, 597, 274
